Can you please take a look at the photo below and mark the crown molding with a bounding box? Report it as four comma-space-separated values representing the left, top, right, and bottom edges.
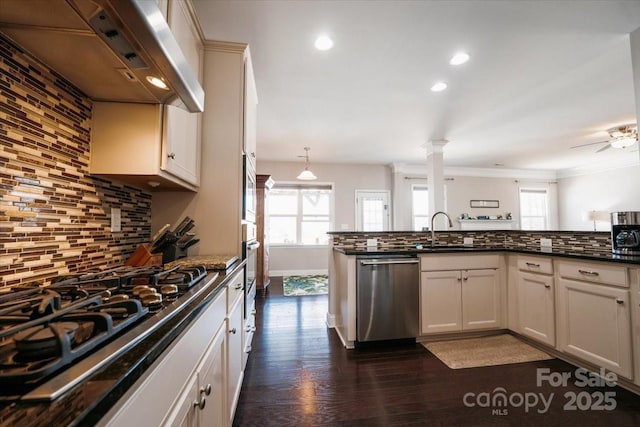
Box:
389, 163, 557, 180
203, 40, 248, 53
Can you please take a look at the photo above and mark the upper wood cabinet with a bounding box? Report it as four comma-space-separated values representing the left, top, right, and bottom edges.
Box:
91, 102, 200, 191
90, 0, 203, 192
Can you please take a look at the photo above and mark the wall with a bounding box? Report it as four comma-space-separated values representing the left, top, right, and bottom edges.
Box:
393, 169, 559, 230
557, 165, 640, 230
257, 160, 391, 275
0, 35, 152, 287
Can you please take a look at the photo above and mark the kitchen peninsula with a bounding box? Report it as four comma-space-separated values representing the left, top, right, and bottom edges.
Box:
328, 229, 640, 396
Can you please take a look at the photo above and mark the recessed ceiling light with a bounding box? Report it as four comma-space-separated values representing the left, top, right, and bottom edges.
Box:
146, 76, 169, 89
314, 35, 334, 51
450, 52, 470, 65
430, 82, 448, 92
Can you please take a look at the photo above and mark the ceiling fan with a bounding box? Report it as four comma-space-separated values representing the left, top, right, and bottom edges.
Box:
570, 124, 638, 153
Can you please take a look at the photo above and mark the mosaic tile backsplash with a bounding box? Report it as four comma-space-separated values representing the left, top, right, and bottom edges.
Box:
329, 230, 613, 256
0, 34, 152, 287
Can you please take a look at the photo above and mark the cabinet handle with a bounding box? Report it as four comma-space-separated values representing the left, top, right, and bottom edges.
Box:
246, 345, 252, 353
526, 262, 540, 268
193, 395, 206, 410
251, 152, 256, 158
167, 152, 176, 159
201, 384, 212, 396
616, 299, 624, 305
250, 309, 257, 315
235, 284, 243, 290
544, 284, 551, 289
229, 327, 237, 334
578, 269, 599, 276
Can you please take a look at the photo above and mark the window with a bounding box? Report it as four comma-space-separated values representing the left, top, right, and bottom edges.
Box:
412, 185, 429, 231
519, 188, 549, 230
269, 184, 332, 245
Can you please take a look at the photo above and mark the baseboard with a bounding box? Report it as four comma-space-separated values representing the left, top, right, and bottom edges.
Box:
325, 313, 336, 328
270, 269, 328, 277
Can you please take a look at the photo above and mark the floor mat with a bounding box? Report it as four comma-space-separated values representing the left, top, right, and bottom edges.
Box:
423, 334, 553, 369
283, 275, 328, 296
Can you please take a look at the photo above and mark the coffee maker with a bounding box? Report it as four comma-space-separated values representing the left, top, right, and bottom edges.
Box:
611, 211, 640, 255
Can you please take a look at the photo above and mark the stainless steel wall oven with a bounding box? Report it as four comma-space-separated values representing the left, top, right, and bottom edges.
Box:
242, 154, 257, 224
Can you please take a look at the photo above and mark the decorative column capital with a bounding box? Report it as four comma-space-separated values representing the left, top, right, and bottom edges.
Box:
423, 139, 449, 156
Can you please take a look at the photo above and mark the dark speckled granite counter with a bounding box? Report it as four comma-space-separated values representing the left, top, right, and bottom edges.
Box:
334, 246, 640, 265
0, 260, 245, 427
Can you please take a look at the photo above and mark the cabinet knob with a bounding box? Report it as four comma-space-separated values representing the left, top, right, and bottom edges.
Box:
201, 384, 212, 396
457, 277, 462, 282
229, 327, 237, 334
235, 284, 243, 290
616, 299, 624, 305
167, 152, 176, 159
544, 284, 551, 288
193, 396, 206, 410
463, 276, 468, 281
250, 309, 257, 315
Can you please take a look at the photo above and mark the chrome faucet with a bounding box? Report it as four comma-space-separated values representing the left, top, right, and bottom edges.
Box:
430, 211, 453, 247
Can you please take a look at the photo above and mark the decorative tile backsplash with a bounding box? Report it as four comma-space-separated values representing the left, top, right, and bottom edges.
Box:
329, 230, 612, 255
0, 34, 151, 287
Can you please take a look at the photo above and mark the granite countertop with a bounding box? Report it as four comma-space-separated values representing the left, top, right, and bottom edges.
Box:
165, 254, 238, 270
0, 260, 246, 427
334, 246, 640, 265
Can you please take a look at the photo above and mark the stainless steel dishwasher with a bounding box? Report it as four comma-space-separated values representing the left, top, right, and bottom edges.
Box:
356, 254, 420, 343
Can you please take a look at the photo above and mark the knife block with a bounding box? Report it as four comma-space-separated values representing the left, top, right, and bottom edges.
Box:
162, 244, 189, 265
126, 244, 162, 266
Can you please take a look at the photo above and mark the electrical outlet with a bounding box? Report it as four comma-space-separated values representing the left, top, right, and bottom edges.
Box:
463, 237, 474, 246
540, 238, 552, 248
366, 238, 378, 248
110, 208, 121, 233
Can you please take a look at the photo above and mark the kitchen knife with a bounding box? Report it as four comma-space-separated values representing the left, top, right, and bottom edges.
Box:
151, 224, 171, 247
173, 217, 194, 236
180, 238, 199, 251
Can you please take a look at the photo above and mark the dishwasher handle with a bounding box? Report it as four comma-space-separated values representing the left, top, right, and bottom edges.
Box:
360, 259, 419, 266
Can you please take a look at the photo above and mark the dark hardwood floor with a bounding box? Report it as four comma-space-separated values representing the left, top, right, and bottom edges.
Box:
233, 287, 640, 426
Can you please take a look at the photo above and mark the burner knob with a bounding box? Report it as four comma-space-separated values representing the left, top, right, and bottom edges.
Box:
133, 285, 152, 297
138, 288, 159, 299
100, 289, 112, 302
141, 293, 162, 307
110, 294, 130, 303
160, 284, 179, 299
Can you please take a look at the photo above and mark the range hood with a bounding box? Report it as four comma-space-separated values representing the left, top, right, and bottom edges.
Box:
0, 0, 204, 112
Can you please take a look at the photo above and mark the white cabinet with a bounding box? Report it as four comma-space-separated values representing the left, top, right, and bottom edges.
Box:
226, 269, 245, 425
165, 325, 226, 427
420, 254, 501, 334
516, 256, 555, 346
243, 283, 257, 369
91, 105, 200, 192
557, 260, 633, 379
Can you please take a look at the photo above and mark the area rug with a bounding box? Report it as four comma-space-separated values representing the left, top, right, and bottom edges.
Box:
283, 275, 328, 296
423, 334, 553, 369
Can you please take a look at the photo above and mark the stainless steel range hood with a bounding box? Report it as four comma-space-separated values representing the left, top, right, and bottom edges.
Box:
0, 0, 204, 112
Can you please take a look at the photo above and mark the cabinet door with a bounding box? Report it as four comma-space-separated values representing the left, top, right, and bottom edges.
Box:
163, 105, 200, 185
227, 298, 244, 425
197, 325, 226, 427
162, 373, 198, 427
558, 278, 632, 378
462, 269, 500, 330
243, 54, 257, 160
518, 272, 555, 346
420, 271, 461, 333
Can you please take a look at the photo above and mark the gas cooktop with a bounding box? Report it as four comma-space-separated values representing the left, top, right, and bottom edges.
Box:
0, 265, 211, 402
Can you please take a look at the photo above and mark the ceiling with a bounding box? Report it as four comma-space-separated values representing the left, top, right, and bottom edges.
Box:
192, 0, 640, 174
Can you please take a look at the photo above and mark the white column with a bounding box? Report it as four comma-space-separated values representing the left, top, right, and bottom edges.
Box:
425, 140, 449, 230
630, 27, 640, 164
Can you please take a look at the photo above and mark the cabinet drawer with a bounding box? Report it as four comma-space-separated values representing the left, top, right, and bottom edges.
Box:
227, 269, 245, 311
557, 260, 628, 288
420, 253, 500, 271
517, 256, 553, 275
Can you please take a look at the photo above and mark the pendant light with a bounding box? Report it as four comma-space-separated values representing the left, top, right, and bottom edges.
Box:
296, 147, 317, 180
